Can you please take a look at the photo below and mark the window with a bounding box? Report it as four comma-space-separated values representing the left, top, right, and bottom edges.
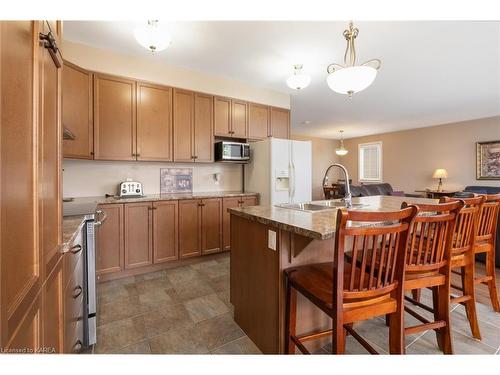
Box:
358, 141, 382, 182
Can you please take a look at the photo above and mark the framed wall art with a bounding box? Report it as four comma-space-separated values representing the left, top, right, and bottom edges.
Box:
476, 140, 500, 180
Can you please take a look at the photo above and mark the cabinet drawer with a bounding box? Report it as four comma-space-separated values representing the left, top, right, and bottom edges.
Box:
64, 256, 84, 352
64, 230, 84, 287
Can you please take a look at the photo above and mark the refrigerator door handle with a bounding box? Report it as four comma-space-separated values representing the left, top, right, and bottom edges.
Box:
290, 161, 296, 202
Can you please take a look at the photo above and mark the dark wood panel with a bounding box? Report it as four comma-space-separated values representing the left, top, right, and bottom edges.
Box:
62, 61, 93, 159
153, 201, 178, 263
124, 202, 153, 269
137, 82, 173, 161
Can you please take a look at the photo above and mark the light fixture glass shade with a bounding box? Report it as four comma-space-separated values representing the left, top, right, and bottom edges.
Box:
432, 169, 448, 179
327, 66, 377, 96
134, 21, 171, 53
335, 147, 348, 156
286, 65, 311, 90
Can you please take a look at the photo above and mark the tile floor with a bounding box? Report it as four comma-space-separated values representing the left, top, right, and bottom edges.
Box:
91, 253, 500, 354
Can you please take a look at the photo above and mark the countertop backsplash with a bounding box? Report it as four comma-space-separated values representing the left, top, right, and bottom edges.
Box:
63, 159, 243, 198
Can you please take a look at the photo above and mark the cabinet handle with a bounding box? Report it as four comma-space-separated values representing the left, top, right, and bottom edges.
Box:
70, 244, 82, 254
94, 209, 107, 227
73, 285, 83, 299
73, 339, 83, 353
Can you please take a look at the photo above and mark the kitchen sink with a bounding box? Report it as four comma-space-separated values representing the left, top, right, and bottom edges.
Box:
276, 200, 367, 212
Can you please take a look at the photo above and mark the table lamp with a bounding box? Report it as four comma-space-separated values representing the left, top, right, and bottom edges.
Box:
432, 168, 448, 192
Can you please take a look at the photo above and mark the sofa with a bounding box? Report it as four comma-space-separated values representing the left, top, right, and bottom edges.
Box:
349, 183, 422, 198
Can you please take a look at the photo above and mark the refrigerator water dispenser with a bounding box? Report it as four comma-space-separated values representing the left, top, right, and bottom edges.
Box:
275, 169, 290, 191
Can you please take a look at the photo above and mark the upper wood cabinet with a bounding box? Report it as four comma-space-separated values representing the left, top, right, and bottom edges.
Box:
62, 62, 93, 159
96, 204, 124, 276
137, 82, 173, 161
214, 96, 248, 138
269, 107, 290, 139
173, 89, 195, 162
94, 74, 136, 161
248, 103, 269, 140
194, 92, 214, 162
124, 202, 153, 269
173, 89, 213, 163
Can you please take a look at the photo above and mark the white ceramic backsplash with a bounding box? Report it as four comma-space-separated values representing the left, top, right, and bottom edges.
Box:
63, 159, 243, 198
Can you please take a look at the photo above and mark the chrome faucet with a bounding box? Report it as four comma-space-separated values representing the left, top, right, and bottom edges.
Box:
322, 163, 352, 208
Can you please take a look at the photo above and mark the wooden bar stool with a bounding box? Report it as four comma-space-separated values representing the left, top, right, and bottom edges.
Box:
473, 193, 500, 312
441, 195, 485, 339
284, 206, 418, 354
402, 201, 464, 354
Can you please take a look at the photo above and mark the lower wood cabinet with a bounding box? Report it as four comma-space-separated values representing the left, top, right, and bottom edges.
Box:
124, 202, 153, 269
178, 199, 202, 258
222, 196, 259, 251
96, 204, 124, 276
201, 198, 223, 255
153, 201, 178, 263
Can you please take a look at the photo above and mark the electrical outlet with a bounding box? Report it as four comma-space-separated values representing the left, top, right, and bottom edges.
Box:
268, 230, 277, 251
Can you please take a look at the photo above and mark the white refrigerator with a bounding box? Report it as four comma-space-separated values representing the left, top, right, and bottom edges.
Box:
244, 138, 312, 206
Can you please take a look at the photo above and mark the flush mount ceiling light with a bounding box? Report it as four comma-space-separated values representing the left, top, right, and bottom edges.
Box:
134, 20, 172, 53
335, 130, 348, 156
286, 64, 311, 90
327, 22, 381, 97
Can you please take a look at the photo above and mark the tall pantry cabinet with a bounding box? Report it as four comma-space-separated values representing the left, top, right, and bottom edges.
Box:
0, 21, 63, 352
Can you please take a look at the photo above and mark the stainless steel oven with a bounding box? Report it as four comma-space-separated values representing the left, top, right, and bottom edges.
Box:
215, 141, 250, 162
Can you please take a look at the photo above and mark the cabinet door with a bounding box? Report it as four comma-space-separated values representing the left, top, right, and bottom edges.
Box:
7, 294, 42, 352
124, 202, 153, 269
94, 74, 136, 160
137, 82, 173, 161
194, 92, 214, 162
178, 200, 201, 258
39, 19, 63, 278
173, 89, 195, 162
231, 100, 248, 138
242, 196, 259, 207
153, 201, 178, 263
1, 21, 43, 347
248, 103, 269, 140
96, 204, 124, 276
62, 62, 93, 159
269, 107, 290, 139
222, 197, 242, 251
42, 256, 64, 353
201, 198, 222, 254
214, 96, 232, 137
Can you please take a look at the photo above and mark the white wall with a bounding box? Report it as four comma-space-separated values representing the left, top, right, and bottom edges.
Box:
62, 40, 290, 109
63, 160, 242, 198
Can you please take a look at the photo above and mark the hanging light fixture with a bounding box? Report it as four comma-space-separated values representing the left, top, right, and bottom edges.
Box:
326, 22, 381, 97
134, 20, 172, 53
335, 130, 348, 156
286, 64, 311, 90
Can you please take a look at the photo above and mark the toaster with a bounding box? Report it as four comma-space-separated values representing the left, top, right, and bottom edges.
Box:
118, 180, 144, 198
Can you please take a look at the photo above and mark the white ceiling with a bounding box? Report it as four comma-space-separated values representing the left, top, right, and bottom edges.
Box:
64, 21, 500, 139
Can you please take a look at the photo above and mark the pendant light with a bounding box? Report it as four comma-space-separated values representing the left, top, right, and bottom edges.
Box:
335, 130, 348, 156
327, 22, 381, 97
134, 20, 172, 53
286, 64, 311, 90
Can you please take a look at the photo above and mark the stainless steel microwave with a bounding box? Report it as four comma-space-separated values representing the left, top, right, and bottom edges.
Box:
215, 141, 250, 162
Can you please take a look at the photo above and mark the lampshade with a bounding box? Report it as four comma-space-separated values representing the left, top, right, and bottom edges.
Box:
286, 65, 311, 90
327, 66, 378, 96
432, 169, 448, 179
134, 20, 171, 53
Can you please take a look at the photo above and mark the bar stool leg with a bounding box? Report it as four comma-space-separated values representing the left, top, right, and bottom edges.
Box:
389, 290, 405, 354
432, 286, 444, 351
462, 263, 481, 339
485, 251, 500, 312
436, 282, 453, 354
412, 289, 421, 302
284, 277, 297, 354
331, 318, 346, 354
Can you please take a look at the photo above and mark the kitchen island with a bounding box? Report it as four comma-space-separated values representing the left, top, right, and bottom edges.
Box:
228, 195, 437, 354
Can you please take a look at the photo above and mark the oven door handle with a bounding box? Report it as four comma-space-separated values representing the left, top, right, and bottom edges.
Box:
94, 209, 107, 227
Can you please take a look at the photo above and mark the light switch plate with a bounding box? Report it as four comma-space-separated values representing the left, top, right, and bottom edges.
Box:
268, 230, 277, 251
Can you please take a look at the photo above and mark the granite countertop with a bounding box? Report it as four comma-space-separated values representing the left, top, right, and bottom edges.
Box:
62, 215, 87, 252
63, 191, 259, 205
228, 195, 438, 240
